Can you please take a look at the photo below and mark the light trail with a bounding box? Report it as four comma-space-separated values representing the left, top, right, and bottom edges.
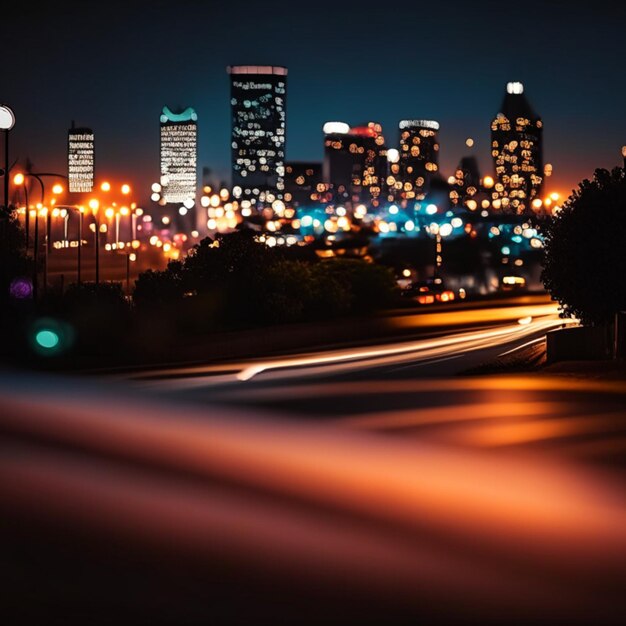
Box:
124, 300, 575, 388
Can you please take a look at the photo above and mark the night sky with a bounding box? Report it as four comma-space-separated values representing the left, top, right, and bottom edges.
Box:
5, 0, 626, 204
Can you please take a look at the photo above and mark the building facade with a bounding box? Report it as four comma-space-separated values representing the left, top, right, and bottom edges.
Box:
490, 81, 543, 213
67, 122, 95, 193
228, 65, 287, 208
159, 106, 198, 205
284, 161, 322, 208
397, 119, 440, 201
322, 121, 387, 208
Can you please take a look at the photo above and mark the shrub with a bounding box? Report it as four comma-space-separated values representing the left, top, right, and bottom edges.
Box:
541, 167, 626, 325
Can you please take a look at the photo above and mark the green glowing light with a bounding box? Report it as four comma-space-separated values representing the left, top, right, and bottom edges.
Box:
35, 330, 60, 349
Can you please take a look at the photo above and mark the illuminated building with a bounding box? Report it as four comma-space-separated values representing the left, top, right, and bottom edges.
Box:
159, 106, 198, 205
323, 121, 353, 203
397, 119, 440, 200
284, 161, 322, 207
353, 122, 387, 206
67, 122, 94, 193
323, 121, 387, 207
228, 65, 287, 207
449, 156, 481, 207
490, 81, 543, 213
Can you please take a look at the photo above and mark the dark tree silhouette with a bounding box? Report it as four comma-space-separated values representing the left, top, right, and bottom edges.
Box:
0, 206, 32, 307
541, 167, 626, 325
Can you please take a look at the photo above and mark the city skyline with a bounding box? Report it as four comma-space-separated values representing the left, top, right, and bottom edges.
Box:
5, 0, 626, 202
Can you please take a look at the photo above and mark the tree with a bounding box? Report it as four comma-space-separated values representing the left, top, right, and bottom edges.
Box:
0, 206, 32, 308
541, 167, 626, 325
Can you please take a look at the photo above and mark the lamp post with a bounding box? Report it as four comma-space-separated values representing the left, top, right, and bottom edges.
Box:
78, 206, 84, 284
52, 204, 83, 286
13, 172, 29, 246
0, 104, 16, 211
13, 172, 66, 297
89, 199, 101, 286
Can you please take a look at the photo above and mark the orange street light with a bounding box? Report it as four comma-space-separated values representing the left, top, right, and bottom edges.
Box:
101, 181, 111, 192
121, 183, 131, 195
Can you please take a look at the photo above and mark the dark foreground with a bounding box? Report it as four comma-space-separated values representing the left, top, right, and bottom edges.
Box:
1, 365, 625, 625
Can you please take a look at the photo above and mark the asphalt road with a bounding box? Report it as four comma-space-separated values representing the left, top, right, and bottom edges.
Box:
2, 298, 625, 625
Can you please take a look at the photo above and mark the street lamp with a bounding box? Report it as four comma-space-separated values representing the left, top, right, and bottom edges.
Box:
88, 199, 101, 286
12, 172, 29, 246
53, 204, 84, 286
0, 104, 16, 211
13, 171, 67, 297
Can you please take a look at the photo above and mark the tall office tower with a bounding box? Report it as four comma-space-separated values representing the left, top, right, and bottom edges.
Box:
351, 122, 387, 207
397, 119, 440, 200
322, 121, 387, 207
449, 156, 481, 207
68, 122, 95, 193
284, 161, 322, 207
490, 81, 543, 213
323, 121, 353, 204
228, 65, 287, 208
159, 106, 198, 205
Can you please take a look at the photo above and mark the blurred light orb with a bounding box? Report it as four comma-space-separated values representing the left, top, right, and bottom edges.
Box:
506, 81, 524, 94
10, 277, 33, 299
323, 121, 350, 135
35, 330, 59, 349
439, 223, 453, 237
387, 148, 400, 163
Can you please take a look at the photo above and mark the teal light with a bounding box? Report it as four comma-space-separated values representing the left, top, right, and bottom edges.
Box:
161, 106, 197, 123
35, 329, 60, 350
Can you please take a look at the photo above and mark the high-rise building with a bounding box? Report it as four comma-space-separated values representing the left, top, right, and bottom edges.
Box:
67, 122, 95, 193
322, 121, 387, 207
159, 106, 198, 205
449, 156, 481, 207
228, 65, 287, 208
323, 121, 353, 204
490, 81, 543, 213
284, 161, 322, 207
397, 119, 440, 200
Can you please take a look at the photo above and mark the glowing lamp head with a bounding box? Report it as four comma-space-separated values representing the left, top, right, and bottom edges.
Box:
52, 183, 63, 195
13, 172, 25, 186
0, 104, 16, 131
483, 176, 495, 189
88, 199, 99, 212
121, 184, 131, 195
100, 182, 111, 192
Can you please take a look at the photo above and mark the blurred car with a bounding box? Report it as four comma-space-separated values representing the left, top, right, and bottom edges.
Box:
401, 278, 456, 304
501, 275, 526, 291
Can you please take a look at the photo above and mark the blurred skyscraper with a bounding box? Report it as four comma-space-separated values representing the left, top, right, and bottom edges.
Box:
228, 65, 287, 209
159, 106, 198, 205
67, 122, 95, 193
397, 119, 440, 201
490, 82, 543, 213
284, 161, 322, 207
322, 121, 387, 208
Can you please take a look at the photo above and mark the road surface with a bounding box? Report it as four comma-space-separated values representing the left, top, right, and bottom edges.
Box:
1, 297, 625, 625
